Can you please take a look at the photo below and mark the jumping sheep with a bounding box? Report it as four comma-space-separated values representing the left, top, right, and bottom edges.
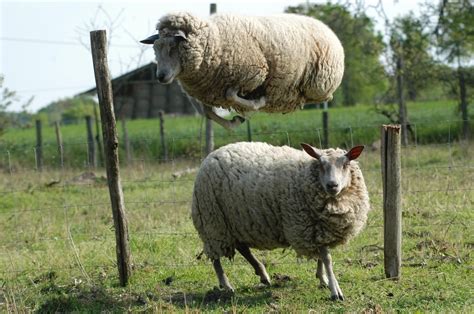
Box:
191, 142, 370, 300
141, 12, 344, 129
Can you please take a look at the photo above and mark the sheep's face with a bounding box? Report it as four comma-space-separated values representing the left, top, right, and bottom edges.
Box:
301, 143, 364, 196
153, 33, 185, 84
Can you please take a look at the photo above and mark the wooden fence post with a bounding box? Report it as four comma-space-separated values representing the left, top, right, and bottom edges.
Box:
35, 119, 43, 171
121, 117, 132, 165
85, 115, 96, 168
322, 111, 329, 149
247, 120, 252, 142
7, 150, 12, 175
158, 110, 168, 161
90, 29, 131, 286
54, 121, 64, 168
93, 104, 105, 166
381, 124, 402, 279
204, 3, 217, 156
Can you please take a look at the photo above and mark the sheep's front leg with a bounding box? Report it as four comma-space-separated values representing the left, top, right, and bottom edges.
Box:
226, 87, 266, 111
319, 246, 344, 301
203, 105, 245, 130
316, 258, 329, 288
212, 259, 235, 292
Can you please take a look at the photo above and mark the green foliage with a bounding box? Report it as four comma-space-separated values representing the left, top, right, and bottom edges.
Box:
39, 96, 98, 124
285, 3, 388, 106
390, 15, 436, 101
433, 0, 474, 64
0, 75, 34, 136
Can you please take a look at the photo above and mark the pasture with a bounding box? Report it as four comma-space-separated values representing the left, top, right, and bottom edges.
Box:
0, 101, 473, 312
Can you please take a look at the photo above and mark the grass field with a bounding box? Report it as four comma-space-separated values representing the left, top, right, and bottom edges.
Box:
1, 138, 472, 312
1, 100, 472, 170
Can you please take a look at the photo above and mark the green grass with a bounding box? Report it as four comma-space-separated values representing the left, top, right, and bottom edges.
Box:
1, 141, 473, 312
1, 100, 472, 169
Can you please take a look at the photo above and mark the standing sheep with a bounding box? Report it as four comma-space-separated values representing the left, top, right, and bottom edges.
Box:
191, 142, 370, 300
141, 12, 344, 129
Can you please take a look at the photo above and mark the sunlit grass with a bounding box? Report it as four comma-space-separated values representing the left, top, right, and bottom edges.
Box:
1, 142, 472, 312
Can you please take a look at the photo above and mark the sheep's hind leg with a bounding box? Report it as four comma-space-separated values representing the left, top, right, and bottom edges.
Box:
319, 246, 344, 301
203, 105, 245, 130
226, 87, 266, 111
316, 258, 329, 288
236, 243, 271, 286
212, 259, 235, 292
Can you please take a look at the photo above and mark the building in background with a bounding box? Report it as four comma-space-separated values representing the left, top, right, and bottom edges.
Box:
80, 62, 200, 119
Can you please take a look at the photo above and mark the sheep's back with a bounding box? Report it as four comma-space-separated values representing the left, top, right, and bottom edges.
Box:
211, 14, 344, 112
192, 142, 307, 256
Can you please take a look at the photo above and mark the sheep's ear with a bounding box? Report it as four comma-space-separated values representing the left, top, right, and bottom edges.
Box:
140, 34, 160, 44
172, 30, 187, 42
301, 143, 322, 160
346, 145, 364, 160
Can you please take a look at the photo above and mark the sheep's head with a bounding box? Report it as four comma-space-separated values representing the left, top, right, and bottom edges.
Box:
140, 28, 187, 84
301, 143, 364, 196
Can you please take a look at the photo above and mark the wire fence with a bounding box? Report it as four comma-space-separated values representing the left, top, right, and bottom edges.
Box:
0, 116, 472, 287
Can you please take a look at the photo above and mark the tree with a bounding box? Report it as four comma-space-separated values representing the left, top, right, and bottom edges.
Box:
286, 3, 387, 106
39, 96, 98, 124
0, 75, 34, 136
391, 15, 435, 101
433, 0, 474, 140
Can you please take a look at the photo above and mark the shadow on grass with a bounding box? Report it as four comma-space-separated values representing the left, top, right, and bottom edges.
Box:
36, 272, 295, 311
163, 273, 296, 310
37, 283, 137, 312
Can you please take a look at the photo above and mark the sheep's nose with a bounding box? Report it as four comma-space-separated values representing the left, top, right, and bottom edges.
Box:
157, 72, 166, 82
327, 181, 339, 190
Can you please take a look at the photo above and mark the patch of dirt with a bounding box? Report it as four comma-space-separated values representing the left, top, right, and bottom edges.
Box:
271, 273, 292, 287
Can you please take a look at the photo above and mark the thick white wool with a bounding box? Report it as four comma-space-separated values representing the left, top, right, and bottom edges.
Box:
191, 142, 370, 260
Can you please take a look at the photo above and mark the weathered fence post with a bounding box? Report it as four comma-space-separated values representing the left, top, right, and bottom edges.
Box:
121, 117, 132, 165
158, 110, 168, 161
322, 111, 329, 149
247, 120, 252, 142
205, 2, 217, 156
90, 29, 131, 286
6, 150, 12, 175
54, 121, 64, 168
93, 104, 105, 166
85, 115, 96, 168
381, 124, 402, 279
35, 119, 43, 171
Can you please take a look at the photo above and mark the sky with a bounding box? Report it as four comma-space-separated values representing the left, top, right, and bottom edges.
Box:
1, 0, 425, 112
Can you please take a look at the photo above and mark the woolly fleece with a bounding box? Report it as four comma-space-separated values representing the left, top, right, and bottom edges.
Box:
191, 142, 370, 260
158, 12, 345, 114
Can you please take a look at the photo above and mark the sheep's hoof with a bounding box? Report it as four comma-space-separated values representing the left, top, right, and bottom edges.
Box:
232, 115, 246, 124
260, 278, 271, 286
330, 293, 344, 301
